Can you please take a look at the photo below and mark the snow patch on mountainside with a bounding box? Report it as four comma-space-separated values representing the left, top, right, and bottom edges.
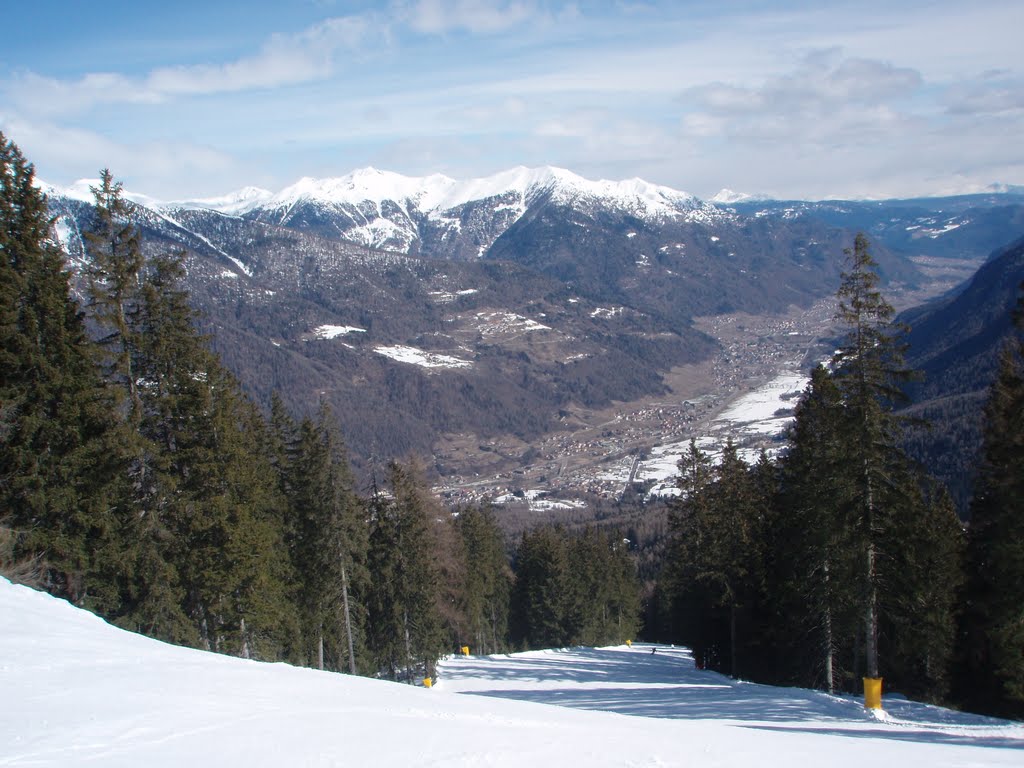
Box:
313, 324, 366, 339
375, 345, 473, 369
474, 311, 550, 336
50, 216, 80, 254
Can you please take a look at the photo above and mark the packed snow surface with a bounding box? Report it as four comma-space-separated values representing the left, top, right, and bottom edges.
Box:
2, 578, 1021, 768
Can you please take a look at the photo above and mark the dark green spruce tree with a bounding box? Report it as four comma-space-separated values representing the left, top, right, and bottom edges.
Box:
283, 404, 367, 672
79, 170, 186, 635
1, 134, 119, 603
802, 233, 962, 698
366, 461, 447, 681
510, 525, 571, 650
564, 528, 641, 647
665, 438, 767, 676
84, 172, 298, 656
772, 365, 860, 692
454, 505, 512, 655
663, 439, 715, 666
831, 232, 914, 685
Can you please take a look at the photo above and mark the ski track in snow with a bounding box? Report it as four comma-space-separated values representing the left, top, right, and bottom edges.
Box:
2, 578, 1022, 767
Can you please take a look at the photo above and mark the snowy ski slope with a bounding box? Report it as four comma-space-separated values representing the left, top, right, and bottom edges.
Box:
2, 578, 1021, 767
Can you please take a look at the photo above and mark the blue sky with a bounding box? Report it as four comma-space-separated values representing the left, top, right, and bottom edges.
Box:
2, 0, 1022, 200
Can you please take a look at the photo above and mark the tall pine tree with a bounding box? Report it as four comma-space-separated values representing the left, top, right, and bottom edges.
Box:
455, 505, 512, 655
0, 133, 119, 604
772, 365, 860, 692
282, 404, 367, 672
366, 461, 446, 681
831, 233, 917, 684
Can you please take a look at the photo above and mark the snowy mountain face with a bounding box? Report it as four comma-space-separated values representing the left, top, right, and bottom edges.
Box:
167, 186, 274, 217
229, 166, 722, 257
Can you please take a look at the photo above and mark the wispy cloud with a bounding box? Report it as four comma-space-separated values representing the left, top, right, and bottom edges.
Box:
147, 15, 372, 95
943, 73, 1024, 116
3, 2, 576, 118
4, 14, 377, 116
396, 0, 540, 34
2, 115, 239, 194
679, 50, 922, 122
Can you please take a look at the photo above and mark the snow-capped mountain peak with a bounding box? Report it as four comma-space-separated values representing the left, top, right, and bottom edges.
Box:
216, 165, 721, 254
38, 178, 171, 211
712, 188, 753, 204
269, 168, 449, 209
252, 165, 706, 219
37, 178, 102, 204
168, 186, 274, 216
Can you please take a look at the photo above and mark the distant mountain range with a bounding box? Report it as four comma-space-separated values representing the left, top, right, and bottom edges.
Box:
42, 167, 1024, 482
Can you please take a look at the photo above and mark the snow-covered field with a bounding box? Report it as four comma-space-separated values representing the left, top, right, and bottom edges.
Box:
3, 577, 1021, 767
714, 372, 805, 435
631, 371, 807, 497
312, 324, 366, 339
374, 344, 473, 369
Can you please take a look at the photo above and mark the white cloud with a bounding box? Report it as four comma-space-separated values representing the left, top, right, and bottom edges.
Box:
397, 0, 539, 34
943, 76, 1024, 116
147, 16, 371, 96
3, 14, 376, 117
1, 116, 238, 198
678, 50, 923, 122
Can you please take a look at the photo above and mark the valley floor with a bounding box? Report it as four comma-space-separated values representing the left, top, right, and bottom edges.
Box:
435, 298, 838, 510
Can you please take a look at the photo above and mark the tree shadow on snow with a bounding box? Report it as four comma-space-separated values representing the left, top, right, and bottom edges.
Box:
441, 644, 1024, 751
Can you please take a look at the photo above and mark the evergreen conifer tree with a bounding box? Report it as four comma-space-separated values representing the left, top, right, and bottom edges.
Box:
455, 506, 512, 654
84, 170, 144, 424
366, 461, 446, 680
665, 438, 766, 676
0, 134, 119, 603
510, 525, 571, 650
768, 233, 965, 699
772, 365, 860, 691
285, 405, 367, 672
831, 233, 918, 683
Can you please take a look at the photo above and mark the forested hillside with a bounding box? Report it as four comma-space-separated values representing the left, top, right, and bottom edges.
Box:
899, 235, 1024, 512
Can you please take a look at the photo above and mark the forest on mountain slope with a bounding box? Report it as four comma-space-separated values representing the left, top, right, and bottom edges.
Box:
3, 134, 1022, 717
898, 235, 1024, 512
